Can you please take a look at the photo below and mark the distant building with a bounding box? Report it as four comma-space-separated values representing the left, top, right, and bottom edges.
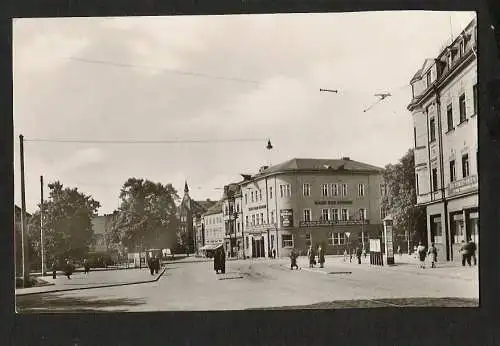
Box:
240, 158, 384, 258
222, 182, 244, 258
407, 18, 477, 262
91, 214, 115, 253
200, 200, 225, 249
178, 181, 216, 254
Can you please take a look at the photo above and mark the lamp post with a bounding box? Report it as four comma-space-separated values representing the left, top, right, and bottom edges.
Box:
360, 209, 365, 252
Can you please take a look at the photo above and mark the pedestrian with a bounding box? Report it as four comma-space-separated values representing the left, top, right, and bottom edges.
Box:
413, 245, 418, 258
398, 245, 402, 257
363, 248, 367, 258
349, 248, 353, 263
460, 240, 472, 267
318, 245, 325, 268
427, 243, 438, 268
356, 247, 362, 264
290, 249, 299, 270
148, 256, 155, 275
307, 245, 315, 268
65, 259, 73, 279
468, 239, 477, 266
51, 260, 57, 279
273, 248, 276, 259
83, 259, 90, 275
213, 248, 220, 274
343, 249, 348, 262
220, 247, 226, 274
417, 242, 426, 268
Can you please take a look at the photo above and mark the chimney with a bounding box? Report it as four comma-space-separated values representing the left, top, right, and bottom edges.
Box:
341, 157, 351, 161
259, 166, 269, 173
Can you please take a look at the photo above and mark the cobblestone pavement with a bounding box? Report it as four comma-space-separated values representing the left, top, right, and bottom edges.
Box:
15, 257, 478, 312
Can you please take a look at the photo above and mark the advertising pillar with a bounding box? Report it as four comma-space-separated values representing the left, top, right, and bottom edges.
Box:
383, 215, 395, 265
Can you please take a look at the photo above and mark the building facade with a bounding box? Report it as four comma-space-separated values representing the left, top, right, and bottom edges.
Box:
407, 18, 478, 262
240, 158, 384, 258
201, 201, 225, 247
222, 183, 244, 258
178, 181, 216, 254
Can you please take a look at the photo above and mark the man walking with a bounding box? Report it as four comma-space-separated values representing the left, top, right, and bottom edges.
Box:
356, 247, 362, 264
318, 245, 325, 268
460, 240, 471, 267
307, 245, 315, 268
468, 239, 477, 266
417, 242, 426, 268
290, 249, 299, 270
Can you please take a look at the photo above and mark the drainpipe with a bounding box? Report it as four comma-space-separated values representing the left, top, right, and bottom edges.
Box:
274, 175, 279, 258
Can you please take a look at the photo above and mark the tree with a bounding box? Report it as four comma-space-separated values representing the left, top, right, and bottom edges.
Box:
27, 181, 101, 266
109, 178, 180, 253
382, 149, 427, 249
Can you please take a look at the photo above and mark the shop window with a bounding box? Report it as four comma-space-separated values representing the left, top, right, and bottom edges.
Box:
451, 213, 466, 244
430, 215, 443, 244
282, 234, 293, 248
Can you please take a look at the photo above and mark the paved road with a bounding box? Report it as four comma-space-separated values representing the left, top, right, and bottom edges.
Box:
16, 258, 478, 312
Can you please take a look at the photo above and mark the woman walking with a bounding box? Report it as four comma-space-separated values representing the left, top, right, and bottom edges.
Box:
427, 243, 438, 268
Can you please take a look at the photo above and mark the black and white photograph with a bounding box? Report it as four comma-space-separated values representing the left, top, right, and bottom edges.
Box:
13, 11, 479, 312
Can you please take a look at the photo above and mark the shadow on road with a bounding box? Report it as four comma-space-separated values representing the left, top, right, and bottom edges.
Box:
16, 293, 146, 313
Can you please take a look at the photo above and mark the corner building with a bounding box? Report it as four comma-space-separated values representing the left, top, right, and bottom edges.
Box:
408, 18, 478, 262
240, 158, 384, 258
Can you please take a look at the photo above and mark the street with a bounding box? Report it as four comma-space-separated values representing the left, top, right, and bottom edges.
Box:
16, 255, 478, 312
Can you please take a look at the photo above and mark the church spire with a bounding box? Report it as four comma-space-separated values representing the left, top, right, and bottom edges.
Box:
184, 180, 189, 194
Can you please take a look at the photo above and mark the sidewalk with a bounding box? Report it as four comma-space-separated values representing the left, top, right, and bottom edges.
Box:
15, 266, 167, 296
281, 254, 478, 281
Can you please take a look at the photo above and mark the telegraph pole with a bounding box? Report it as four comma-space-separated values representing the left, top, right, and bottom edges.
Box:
40, 175, 45, 276
19, 134, 30, 287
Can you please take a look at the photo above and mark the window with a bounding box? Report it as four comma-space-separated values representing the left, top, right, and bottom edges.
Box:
303, 183, 311, 197
259, 189, 263, 201
380, 184, 386, 196
430, 117, 436, 142
237, 223, 240, 233
270, 211, 275, 225
432, 168, 438, 191
330, 232, 346, 245
359, 208, 367, 220
246, 236, 249, 248
414, 127, 417, 147
462, 154, 470, 177
305, 233, 311, 246
341, 184, 347, 197
331, 184, 338, 196
341, 209, 349, 221
459, 94, 466, 123
473, 84, 478, 114
331, 209, 339, 221
321, 208, 330, 221
450, 160, 456, 182
358, 184, 365, 197
426, 71, 431, 88
280, 184, 291, 197
269, 186, 273, 199
245, 193, 248, 204
282, 234, 293, 248
252, 215, 256, 226
380, 208, 387, 220
446, 104, 453, 131
236, 203, 240, 213
260, 213, 264, 225
328, 232, 334, 245
321, 184, 328, 197
303, 209, 312, 222
251, 191, 254, 203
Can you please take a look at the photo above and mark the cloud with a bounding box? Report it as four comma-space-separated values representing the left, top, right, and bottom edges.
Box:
53, 148, 106, 173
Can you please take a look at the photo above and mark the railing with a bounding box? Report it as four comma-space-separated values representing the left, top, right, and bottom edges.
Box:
299, 219, 370, 227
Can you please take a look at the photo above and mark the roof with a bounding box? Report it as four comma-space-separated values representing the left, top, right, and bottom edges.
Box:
196, 199, 217, 211
222, 182, 242, 199
250, 158, 383, 178
203, 200, 223, 216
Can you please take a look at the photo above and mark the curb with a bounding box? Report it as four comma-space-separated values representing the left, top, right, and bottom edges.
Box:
15, 266, 168, 297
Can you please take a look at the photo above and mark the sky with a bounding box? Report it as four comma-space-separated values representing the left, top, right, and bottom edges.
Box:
13, 11, 476, 214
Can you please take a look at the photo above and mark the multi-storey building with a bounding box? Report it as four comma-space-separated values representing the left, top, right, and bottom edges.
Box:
201, 201, 225, 248
91, 214, 114, 253
222, 183, 244, 258
407, 18, 478, 262
240, 158, 384, 258
178, 181, 216, 254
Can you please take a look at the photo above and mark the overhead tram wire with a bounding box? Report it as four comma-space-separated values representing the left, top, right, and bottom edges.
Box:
65, 56, 262, 86
23, 138, 268, 144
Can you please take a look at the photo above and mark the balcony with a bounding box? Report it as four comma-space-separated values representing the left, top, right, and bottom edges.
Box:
447, 175, 478, 197
299, 219, 370, 227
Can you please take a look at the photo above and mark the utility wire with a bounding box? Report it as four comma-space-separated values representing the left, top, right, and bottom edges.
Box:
24, 138, 267, 144
66, 56, 261, 86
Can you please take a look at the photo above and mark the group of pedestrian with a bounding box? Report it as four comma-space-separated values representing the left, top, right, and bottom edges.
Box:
51, 258, 92, 279
306, 245, 326, 268
415, 241, 438, 268
148, 255, 161, 275
459, 239, 477, 266
342, 247, 363, 264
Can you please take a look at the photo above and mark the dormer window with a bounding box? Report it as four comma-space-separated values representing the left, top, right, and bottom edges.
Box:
426, 71, 431, 88
460, 40, 465, 56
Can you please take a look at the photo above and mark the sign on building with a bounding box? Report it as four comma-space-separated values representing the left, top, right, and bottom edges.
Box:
280, 209, 294, 227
